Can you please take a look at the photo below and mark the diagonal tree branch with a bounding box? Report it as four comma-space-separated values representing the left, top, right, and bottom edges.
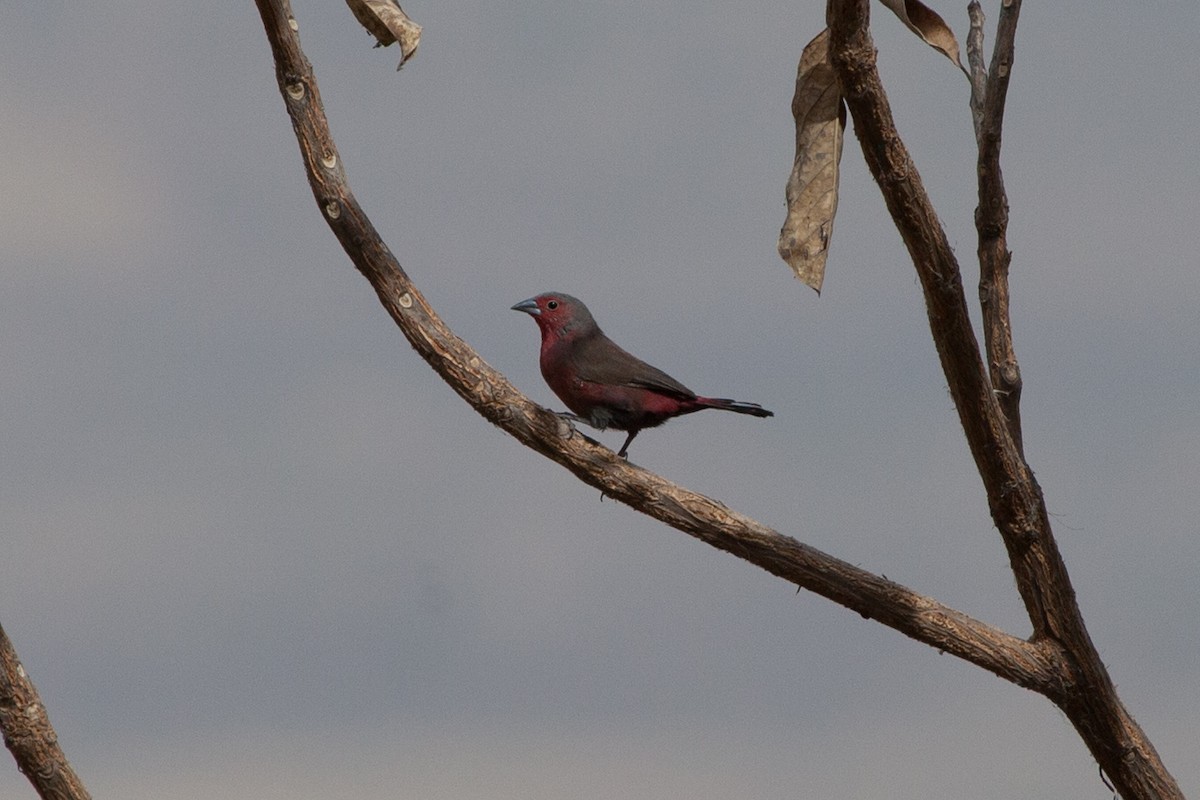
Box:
249, 0, 1070, 692
825, 1, 1181, 797
0, 623, 91, 800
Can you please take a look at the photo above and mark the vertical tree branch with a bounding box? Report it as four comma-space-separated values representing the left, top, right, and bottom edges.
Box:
0, 623, 91, 800
825, 2, 1182, 797
966, 2, 987, 140
974, 0, 1024, 453
823, 0, 1047, 631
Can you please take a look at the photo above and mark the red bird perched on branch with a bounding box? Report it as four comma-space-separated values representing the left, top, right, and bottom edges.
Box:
512, 292, 773, 458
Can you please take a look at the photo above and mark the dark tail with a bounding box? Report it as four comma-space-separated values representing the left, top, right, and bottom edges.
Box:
695, 397, 774, 418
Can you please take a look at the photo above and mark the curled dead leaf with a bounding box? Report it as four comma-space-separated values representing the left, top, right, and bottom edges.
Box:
345, 0, 422, 70
878, 0, 968, 76
778, 28, 845, 294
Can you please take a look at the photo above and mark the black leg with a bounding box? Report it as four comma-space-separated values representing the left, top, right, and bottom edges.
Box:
616, 430, 638, 459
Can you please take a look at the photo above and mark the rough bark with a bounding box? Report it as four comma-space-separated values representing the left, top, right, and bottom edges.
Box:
0, 624, 91, 800
827, 1, 1181, 797
971, 0, 1024, 453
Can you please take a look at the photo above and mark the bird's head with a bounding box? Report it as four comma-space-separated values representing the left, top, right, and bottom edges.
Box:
511, 292, 598, 341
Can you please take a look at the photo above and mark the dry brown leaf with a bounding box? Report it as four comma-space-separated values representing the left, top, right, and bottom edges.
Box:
878, 0, 968, 76
778, 28, 845, 294
345, 0, 422, 70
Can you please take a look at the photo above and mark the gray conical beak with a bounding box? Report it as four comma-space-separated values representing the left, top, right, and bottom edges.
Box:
511, 298, 540, 316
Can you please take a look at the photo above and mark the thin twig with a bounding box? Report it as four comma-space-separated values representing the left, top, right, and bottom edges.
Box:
975, 0, 1024, 452
966, 1, 987, 139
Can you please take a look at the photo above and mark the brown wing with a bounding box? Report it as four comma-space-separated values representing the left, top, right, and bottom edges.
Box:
569, 330, 697, 399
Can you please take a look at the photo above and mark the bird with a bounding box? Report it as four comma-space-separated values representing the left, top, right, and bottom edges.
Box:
511, 292, 773, 458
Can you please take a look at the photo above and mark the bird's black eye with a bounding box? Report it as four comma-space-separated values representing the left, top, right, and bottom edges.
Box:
546, 300, 559, 310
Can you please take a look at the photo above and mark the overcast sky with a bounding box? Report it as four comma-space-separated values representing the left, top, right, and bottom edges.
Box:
3, 3, 1197, 798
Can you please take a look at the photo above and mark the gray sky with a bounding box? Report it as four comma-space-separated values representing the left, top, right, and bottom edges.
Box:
3, 2, 1197, 798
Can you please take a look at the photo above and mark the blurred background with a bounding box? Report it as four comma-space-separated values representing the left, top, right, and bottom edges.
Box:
2, 3, 1196, 797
